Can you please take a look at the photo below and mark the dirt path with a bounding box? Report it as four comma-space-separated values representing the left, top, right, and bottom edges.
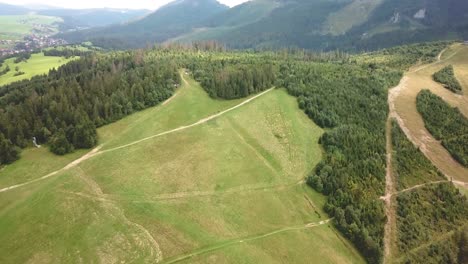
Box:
64, 179, 306, 204
75, 166, 163, 262
161, 219, 332, 264
0, 145, 102, 193
97, 88, 274, 156
391, 45, 468, 184
0, 88, 274, 194
380, 180, 451, 201
383, 116, 397, 263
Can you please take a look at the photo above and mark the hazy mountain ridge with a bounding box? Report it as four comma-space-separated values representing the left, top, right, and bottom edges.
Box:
8, 0, 468, 50
0, 2, 150, 28
59, 0, 228, 49
0, 3, 30, 15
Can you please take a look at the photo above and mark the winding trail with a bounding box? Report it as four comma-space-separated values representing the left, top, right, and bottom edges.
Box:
380, 180, 448, 201
0, 87, 274, 194
383, 116, 397, 263
63, 179, 306, 204
161, 219, 333, 264
390, 45, 468, 184
0, 146, 102, 193
75, 166, 163, 262
96, 88, 274, 156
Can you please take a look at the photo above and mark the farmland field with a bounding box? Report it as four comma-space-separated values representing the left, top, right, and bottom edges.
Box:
0, 73, 365, 263
0, 52, 77, 86
0, 15, 62, 42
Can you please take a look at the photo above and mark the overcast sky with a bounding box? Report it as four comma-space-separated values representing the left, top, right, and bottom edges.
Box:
1, 0, 250, 10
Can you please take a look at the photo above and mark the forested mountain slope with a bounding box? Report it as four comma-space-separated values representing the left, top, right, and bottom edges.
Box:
60, 0, 468, 50
60, 0, 229, 49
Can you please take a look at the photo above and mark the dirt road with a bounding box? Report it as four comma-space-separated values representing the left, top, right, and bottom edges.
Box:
162, 219, 332, 264
391, 45, 468, 184
0, 87, 274, 193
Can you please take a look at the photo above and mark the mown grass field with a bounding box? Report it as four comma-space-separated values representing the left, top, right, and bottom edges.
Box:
0, 53, 78, 86
0, 73, 365, 263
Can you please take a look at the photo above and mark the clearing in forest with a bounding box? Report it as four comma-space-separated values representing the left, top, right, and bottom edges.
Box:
0, 73, 365, 263
0, 53, 78, 86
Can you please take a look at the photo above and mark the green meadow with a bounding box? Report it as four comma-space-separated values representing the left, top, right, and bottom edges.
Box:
0, 15, 61, 41
0, 53, 77, 86
0, 73, 365, 263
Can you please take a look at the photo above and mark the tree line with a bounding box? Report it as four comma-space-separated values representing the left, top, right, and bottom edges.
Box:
0, 51, 179, 164
42, 49, 92, 59
433, 65, 463, 94
416, 90, 468, 167
280, 60, 401, 263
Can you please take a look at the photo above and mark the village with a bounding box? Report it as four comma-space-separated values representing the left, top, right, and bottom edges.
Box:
0, 34, 67, 57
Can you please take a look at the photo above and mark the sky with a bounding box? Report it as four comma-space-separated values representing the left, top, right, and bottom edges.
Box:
1, 0, 250, 10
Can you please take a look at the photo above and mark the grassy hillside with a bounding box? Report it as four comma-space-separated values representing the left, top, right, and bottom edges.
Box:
323, 0, 384, 36
0, 53, 77, 86
59, 0, 468, 51
61, 0, 228, 49
0, 15, 62, 43
0, 73, 365, 263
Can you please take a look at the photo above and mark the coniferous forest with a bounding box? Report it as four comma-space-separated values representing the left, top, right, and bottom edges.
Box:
0, 51, 179, 161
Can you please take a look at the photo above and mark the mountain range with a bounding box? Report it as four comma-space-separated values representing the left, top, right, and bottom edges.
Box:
4, 0, 468, 51
0, 2, 149, 28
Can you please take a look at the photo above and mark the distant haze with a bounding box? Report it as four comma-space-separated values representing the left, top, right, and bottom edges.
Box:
0, 0, 250, 10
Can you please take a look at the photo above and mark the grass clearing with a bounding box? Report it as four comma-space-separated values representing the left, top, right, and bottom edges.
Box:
323, 0, 384, 36
0, 53, 78, 86
0, 73, 364, 263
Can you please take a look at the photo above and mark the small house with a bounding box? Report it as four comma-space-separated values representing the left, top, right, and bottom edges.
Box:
464, 40, 468, 45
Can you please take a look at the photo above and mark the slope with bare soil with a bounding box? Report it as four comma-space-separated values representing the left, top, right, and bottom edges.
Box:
391, 44, 468, 184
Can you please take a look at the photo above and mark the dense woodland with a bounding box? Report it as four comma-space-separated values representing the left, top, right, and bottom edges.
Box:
190, 62, 276, 99
433, 65, 463, 94
391, 120, 444, 190
283, 61, 401, 263
416, 90, 468, 167
397, 184, 468, 263
392, 120, 468, 263
0, 52, 179, 163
